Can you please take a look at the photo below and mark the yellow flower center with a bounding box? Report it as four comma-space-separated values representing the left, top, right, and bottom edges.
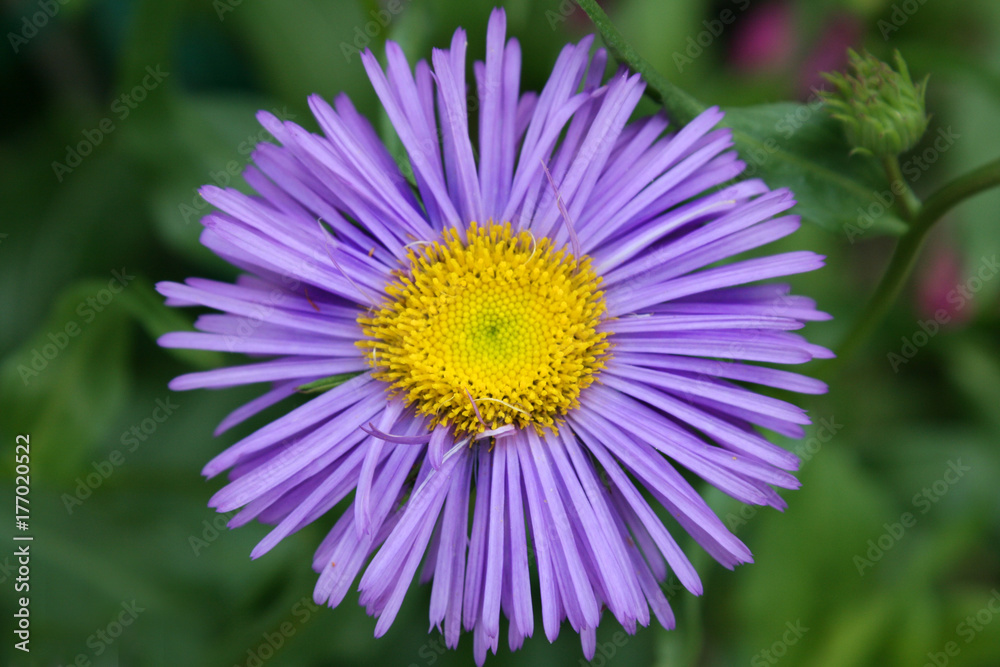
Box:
358, 222, 609, 435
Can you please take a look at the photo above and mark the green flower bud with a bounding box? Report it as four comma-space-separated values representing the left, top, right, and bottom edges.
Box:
818, 49, 929, 158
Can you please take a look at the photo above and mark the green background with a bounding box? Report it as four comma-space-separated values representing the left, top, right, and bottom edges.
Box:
2, 0, 999, 665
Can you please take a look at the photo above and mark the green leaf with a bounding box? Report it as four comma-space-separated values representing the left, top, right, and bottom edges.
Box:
297, 372, 364, 394
722, 103, 910, 235
0, 281, 132, 478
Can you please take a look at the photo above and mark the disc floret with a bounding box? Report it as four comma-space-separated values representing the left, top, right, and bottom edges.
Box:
359, 222, 609, 435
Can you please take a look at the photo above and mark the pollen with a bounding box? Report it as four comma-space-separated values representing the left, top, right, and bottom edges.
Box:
358, 222, 610, 435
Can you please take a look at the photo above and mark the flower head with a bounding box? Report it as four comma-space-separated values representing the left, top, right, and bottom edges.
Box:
159, 8, 830, 663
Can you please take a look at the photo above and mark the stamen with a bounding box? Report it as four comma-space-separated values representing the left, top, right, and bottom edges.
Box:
360, 422, 434, 445
406, 436, 470, 501
523, 229, 537, 264
473, 397, 530, 416
464, 388, 489, 430
303, 286, 320, 312
474, 424, 516, 440
540, 159, 582, 259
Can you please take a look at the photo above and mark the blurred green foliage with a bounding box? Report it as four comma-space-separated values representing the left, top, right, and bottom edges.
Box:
1, 0, 999, 665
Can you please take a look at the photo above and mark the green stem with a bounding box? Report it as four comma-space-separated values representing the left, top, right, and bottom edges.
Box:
914, 156, 1000, 234
573, 0, 706, 126
830, 225, 931, 369
828, 156, 1000, 374
881, 155, 921, 221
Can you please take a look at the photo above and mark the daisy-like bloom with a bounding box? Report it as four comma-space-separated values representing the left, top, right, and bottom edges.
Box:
159, 8, 830, 663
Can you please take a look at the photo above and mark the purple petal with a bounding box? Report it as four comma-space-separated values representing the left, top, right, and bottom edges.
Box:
170, 357, 365, 391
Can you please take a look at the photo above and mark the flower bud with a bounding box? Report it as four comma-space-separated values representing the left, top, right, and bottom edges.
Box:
818, 49, 928, 158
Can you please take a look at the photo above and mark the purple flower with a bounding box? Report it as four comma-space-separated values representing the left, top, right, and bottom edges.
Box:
158, 8, 830, 663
